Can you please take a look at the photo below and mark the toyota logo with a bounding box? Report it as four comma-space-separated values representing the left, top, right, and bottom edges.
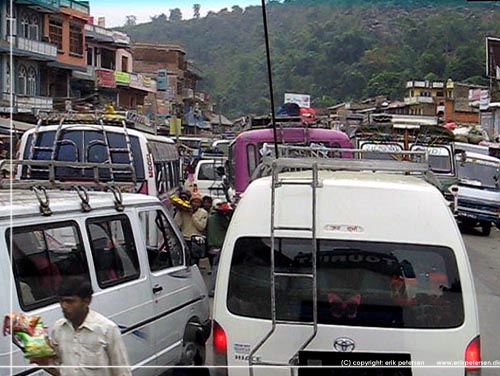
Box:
333, 337, 355, 352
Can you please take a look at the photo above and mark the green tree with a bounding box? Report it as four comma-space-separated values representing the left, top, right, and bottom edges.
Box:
193, 4, 201, 19
169, 8, 183, 22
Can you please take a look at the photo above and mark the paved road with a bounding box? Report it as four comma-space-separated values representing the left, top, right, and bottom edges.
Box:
462, 226, 500, 375
201, 227, 500, 374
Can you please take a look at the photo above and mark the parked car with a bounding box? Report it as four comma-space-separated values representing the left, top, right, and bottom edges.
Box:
454, 150, 500, 235
213, 158, 480, 376
0, 188, 211, 375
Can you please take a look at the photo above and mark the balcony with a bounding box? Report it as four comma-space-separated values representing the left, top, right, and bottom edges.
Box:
113, 31, 130, 46
59, 0, 90, 14
85, 24, 115, 43
9, 36, 57, 60
404, 96, 435, 105
15, 0, 59, 12
1, 92, 53, 113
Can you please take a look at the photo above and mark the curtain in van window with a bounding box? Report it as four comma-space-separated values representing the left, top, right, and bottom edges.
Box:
227, 238, 464, 329
7, 222, 89, 309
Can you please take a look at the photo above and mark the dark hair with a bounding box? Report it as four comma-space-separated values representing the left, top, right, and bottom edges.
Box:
202, 196, 213, 202
57, 276, 93, 300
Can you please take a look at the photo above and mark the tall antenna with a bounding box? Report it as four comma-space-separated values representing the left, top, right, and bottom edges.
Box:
261, 0, 279, 158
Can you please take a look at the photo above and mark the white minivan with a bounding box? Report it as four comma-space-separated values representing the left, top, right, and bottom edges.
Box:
212, 158, 480, 376
0, 188, 210, 376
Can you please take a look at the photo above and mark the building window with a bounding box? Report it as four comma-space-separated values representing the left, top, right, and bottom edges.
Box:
86, 45, 93, 65
27, 66, 36, 96
29, 15, 39, 40
49, 19, 63, 51
6, 6, 16, 37
69, 24, 83, 56
20, 12, 29, 38
6, 62, 11, 94
121, 56, 129, 72
17, 65, 27, 95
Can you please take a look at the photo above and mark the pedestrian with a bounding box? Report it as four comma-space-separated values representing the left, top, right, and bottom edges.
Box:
206, 201, 233, 297
175, 193, 208, 265
37, 276, 131, 376
202, 195, 213, 213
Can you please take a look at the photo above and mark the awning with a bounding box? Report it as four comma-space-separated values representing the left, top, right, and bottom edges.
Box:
47, 61, 88, 72
0, 117, 35, 133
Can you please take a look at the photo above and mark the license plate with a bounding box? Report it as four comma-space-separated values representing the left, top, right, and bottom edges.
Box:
298, 352, 412, 376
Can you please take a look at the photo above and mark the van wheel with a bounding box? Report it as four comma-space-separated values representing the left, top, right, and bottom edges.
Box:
180, 323, 206, 366
481, 222, 492, 236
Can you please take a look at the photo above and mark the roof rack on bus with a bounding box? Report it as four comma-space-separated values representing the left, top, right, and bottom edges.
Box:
0, 159, 137, 191
270, 145, 429, 162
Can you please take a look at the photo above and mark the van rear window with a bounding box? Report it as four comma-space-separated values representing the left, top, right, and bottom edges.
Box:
227, 238, 464, 329
22, 131, 145, 181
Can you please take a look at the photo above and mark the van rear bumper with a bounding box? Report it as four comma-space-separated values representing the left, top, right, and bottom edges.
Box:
201, 319, 212, 342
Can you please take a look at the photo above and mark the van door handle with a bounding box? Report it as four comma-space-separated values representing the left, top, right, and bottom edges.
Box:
152, 284, 163, 294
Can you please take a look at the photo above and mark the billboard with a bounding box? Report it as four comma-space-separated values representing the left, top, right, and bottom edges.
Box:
486, 37, 500, 78
284, 93, 311, 108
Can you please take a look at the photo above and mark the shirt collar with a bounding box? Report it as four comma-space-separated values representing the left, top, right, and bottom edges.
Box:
63, 309, 98, 332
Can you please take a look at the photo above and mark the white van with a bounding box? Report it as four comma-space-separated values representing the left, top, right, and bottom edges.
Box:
212, 158, 480, 376
0, 188, 210, 375
192, 158, 228, 200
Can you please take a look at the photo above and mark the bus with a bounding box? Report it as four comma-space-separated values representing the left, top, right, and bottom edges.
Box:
17, 123, 182, 208
227, 127, 353, 195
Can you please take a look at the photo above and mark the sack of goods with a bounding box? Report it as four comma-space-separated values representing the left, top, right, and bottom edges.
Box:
170, 194, 191, 210
3, 313, 56, 361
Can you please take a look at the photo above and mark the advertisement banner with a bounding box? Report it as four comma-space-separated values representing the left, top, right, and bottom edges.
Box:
130, 73, 157, 93
284, 93, 311, 108
97, 69, 116, 88
114, 71, 130, 85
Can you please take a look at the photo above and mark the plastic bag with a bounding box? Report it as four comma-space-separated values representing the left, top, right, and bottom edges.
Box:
3, 314, 56, 360
3, 313, 40, 337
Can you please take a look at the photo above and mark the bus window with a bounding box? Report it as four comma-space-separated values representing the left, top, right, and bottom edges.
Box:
247, 144, 258, 176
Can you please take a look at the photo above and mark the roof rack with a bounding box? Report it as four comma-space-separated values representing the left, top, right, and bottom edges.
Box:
251, 152, 444, 192
0, 159, 137, 191
264, 145, 429, 163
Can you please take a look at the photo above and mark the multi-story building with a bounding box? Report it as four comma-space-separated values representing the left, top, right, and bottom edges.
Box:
132, 42, 205, 134
404, 80, 445, 116
70, 20, 156, 111
0, 0, 89, 115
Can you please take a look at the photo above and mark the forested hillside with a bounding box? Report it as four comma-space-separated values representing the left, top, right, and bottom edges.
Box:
120, 0, 500, 117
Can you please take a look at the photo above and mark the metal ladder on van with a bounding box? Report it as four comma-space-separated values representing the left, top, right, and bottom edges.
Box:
27, 115, 66, 176
94, 118, 137, 185
249, 160, 321, 376
26, 114, 137, 186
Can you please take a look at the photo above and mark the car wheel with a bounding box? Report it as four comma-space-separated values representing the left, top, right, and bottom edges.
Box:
481, 222, 492, 236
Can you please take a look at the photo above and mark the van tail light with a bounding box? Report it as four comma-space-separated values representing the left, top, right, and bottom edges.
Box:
213, 320, 228, 375
138, 181, 148, 195
465, 335, 481, 375
213, 320, 227, 354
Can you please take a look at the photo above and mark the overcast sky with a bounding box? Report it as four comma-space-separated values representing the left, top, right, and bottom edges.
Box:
89, 0, 261, 27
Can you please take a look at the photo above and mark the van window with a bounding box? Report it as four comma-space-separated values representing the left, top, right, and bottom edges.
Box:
23, 131, 145, 181
227, 238, 464, 329
87, 215, 140, 288
139, 209, 183, 271
198, 163, 223, 181
7, 221, 89, 310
